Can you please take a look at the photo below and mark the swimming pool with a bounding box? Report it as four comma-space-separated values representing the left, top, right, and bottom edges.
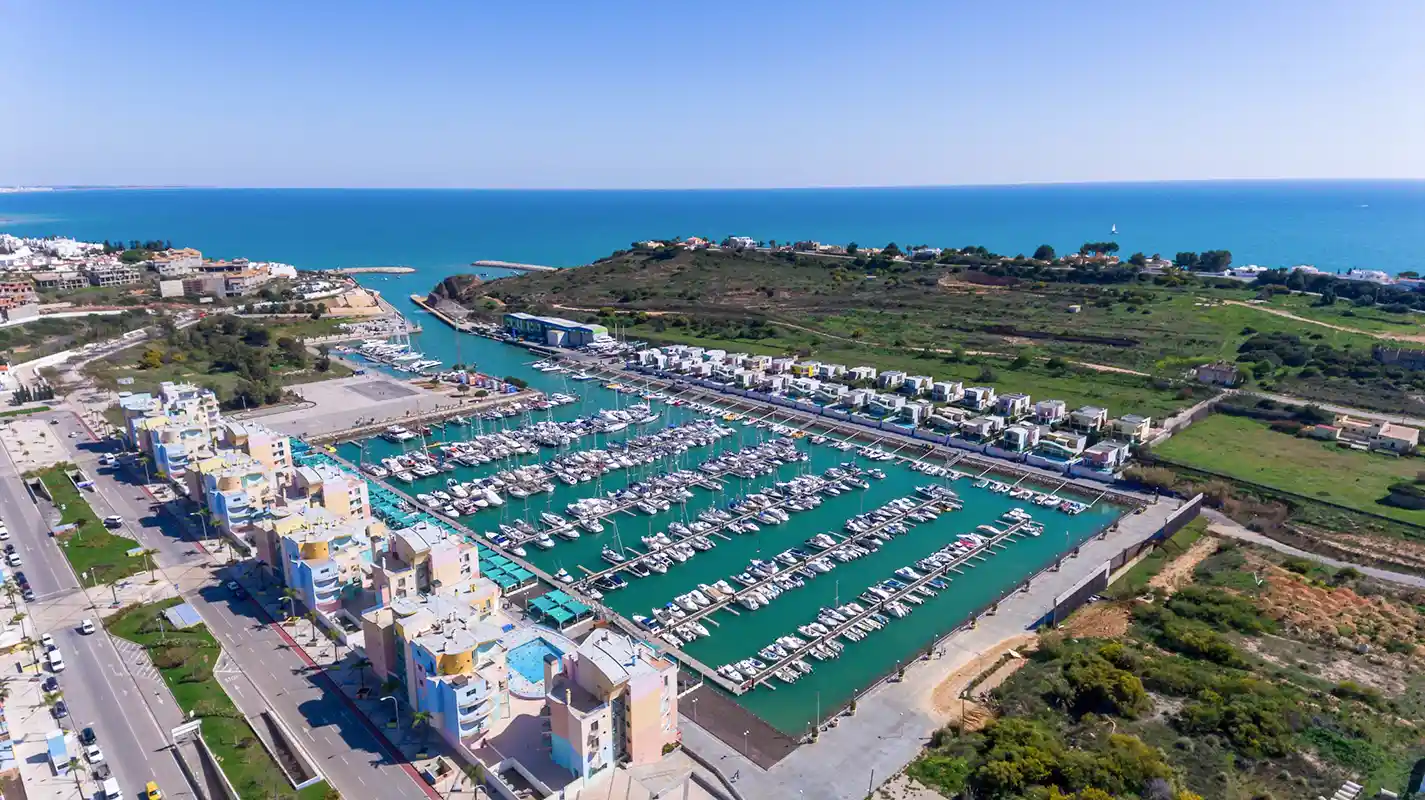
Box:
509, 637, 564, 683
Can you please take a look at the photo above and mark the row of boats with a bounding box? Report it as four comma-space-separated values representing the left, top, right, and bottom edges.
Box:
973, 479, 1090, 514
349, 340, 443, 374
718, 508, 1047, 686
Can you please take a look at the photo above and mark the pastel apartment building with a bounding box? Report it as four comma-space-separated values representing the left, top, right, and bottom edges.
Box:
269, 507, 380, 614
217, 421, 292, 476
371, 520, 497, 612
362, 593, 510, 747
291, 463, 370, 522
545, 628, 679, 783
136, 417, 213, 478
188, 451, 276, 533
995, 392, 1032, 420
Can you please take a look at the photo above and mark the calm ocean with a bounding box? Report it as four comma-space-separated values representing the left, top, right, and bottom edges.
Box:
2, 181, 1423, 278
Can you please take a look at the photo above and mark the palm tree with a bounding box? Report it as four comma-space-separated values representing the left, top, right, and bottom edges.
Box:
0, 681, 11, 704
141, 548, 160, 581
304, 611, 319, 645
67, 757, 83, 794
326, 627, 344, 663
411, 710, 433, 751
281, 587, 300, 619
380, 678, 401, 697
353, 657, 373, 689
1, 579, 18, 608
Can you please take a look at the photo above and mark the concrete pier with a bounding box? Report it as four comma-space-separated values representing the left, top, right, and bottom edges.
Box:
470, 260, 561, 273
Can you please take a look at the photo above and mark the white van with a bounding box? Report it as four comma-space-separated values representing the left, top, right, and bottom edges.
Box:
101, 777, 121, 799
47, 649, 64, 672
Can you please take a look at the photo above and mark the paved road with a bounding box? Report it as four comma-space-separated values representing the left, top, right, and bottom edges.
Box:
55, 406, 432, 800
1202, 509, 1425, 588
53, 623, 194, 799
1252, 390, 1425, 428
0, 429, 77, 600
0, 418, 192, 798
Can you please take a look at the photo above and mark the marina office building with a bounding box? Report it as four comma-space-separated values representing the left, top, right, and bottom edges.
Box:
503, 312, 610, 348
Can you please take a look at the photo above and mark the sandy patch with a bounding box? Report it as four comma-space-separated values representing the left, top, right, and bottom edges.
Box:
874, 772, 952, 800
1061, 602, 1131, 638
928, 633, 1037, 730
1148, 535, 1220, 593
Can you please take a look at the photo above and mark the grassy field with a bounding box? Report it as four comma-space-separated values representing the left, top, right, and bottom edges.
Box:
36, 465, 147, 584
107, 599, 331, 800
0, 406, 50, 418
1155, 414, 1425, 524
627, 322, 1202, 419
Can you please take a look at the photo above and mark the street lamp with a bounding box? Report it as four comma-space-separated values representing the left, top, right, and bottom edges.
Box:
381, 695, 400, 729
80, 571, 97, 611
743, 729, 749, 758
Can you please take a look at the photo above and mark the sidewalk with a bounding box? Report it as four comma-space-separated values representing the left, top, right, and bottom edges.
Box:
3, 628, 95, 800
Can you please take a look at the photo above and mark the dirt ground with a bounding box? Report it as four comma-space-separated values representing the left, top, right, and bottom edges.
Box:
1148, 535, 1220, 592
874, 772, 952, 800
1060, 535, 1223, 639
928, 633, 1037, 730
1258, 562, 1425, 659
1061, 602, 1131, 638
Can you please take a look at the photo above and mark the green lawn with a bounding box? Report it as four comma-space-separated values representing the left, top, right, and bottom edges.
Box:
1156, 414, 1425, 524
107, 599, 331, 800
0, 406, 49, 418
36, 465, 147, 584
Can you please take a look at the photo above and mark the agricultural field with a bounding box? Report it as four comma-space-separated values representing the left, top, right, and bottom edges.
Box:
1154, 414, 1425, 525
900, 536, 1425, 800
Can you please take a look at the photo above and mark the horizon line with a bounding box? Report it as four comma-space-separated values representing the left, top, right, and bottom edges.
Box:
5, 176, 1425, 193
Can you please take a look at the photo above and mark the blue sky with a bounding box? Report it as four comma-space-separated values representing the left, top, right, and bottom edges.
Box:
2, 1, 1422, 188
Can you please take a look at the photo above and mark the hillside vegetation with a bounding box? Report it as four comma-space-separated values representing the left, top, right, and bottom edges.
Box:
436, 245, 1425, 416
904, 538, 1425, 800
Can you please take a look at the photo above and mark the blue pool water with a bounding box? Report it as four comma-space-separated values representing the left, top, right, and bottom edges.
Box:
507, 637, 566, 685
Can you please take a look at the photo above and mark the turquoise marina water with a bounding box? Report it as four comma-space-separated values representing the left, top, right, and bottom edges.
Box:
338, 347, 1122, 734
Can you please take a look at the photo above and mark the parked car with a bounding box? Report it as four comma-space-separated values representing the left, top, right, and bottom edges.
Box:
42, 676, 59, 693
6, 552, 21, 567
85, 744, 104, 764
21, 588, 35, 603
52, 700, 68, 718
80, 726, 97, 746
